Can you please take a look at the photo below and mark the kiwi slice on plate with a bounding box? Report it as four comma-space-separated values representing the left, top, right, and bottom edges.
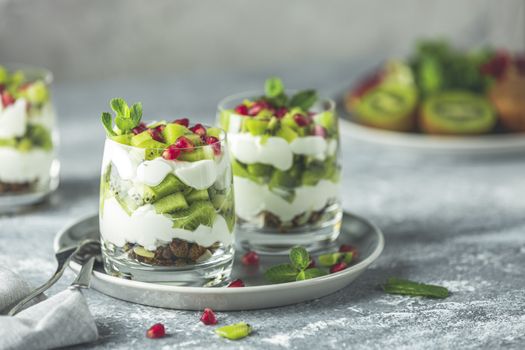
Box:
352, 85, 418, 132
420, 91, 496, 135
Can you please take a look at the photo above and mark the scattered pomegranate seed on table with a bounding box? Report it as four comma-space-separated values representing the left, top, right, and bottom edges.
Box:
234, 105, 249, 116
330, 262, 348, 273
200, 308, 218, 325
146, 323, 166, 339
227, 279, 245, 287
242, 251, 259, 266
190, 123, 207, 136
175, 136, 194, 151
173, 118, 189, 127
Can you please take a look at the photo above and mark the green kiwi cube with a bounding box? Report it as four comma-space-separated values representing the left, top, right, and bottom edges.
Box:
163, 123, 190, 144
145, 174, 188, 202
154, 192, 189, 214
244, 119, 269, 136
186, 189, 210, 204
131, 130, 153, 146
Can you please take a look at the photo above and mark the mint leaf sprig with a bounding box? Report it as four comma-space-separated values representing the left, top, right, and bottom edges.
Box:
101, 97, 143, 136
265, 246, 325, 283
382, 278, 449, 299
263, 77, 318, 111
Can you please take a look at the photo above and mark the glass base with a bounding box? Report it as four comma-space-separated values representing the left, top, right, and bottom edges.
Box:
237, 205, 343, 255
102, 242, 234, 286
0, 170, 59, 213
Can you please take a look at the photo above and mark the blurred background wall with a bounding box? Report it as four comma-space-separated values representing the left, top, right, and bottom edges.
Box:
0, 0, 523, 82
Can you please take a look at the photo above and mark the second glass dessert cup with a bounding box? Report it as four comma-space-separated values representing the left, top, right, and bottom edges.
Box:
218, 80, 342, 253
0, 64, 60, 212
99, 108, 235, 285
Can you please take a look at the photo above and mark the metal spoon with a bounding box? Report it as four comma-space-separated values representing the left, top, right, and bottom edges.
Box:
7, 239, 100, 316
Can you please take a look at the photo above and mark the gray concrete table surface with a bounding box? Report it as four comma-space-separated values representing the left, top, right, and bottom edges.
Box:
1, 62, 525, 349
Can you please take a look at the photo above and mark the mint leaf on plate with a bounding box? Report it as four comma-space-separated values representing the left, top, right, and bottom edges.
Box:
289, 246, 310, 271
264, 264, 298, 283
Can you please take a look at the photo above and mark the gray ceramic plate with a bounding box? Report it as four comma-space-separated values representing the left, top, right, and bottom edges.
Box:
53, 213, 384, 311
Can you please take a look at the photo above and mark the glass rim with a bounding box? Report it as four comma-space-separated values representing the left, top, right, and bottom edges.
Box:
1, 62, 53, 85
105, 122, 228, 152
217, 89, 336, 113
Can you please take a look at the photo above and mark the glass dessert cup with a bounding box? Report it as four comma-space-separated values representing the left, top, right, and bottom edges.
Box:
218, 90, 342, 253
99, 126, 235, 285
0, 64, 59, 212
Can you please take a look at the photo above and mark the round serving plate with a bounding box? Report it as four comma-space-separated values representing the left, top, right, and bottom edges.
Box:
336, 100, 525, 154
53, 212, 384, 311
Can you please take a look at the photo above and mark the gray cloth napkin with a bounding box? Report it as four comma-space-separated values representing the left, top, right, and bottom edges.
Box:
0, 267, 98, 350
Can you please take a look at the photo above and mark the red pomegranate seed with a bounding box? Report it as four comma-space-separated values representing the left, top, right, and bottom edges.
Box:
330, 262, 348, 274
307, 259, 316, 269
173, 118, 189, 127
146, 323, 166, 339
227, 279, 245, 287
200, 308, 218, 325
313, 125, 327, 138
1, 91, 15, 107
132, 123, 147, 135
480, 51, 511, 80
175, 136, 194, 152
247, 100, 269, 116
242, 251, 259, 266
234, 105, 249, 116
162, 145, 181, 160
293, 114, 310, 127
190, 123, 207, 136
205, 136, 221, 155
148, 128, 164, 142
339, 244, 358, 260
275, 107, 288, 118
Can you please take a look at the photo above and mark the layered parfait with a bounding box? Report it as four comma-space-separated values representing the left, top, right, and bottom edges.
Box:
218, 78, 342, 247
0, 65, 56, 200
99, 98, 234, 283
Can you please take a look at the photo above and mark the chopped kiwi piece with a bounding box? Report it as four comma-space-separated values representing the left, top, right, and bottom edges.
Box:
206, 127, 222, 138
144, 174, 189, 203
115, 194, 137, 216
23, 81, 49, 104
231, 159, 260, 183
0, 138, 16, 147
247, 163, 273, 177
269, 169, 297, 189
133, 246, 155, 259
171, 201, 217, 231
186, 189, 210, 203
244, 119, 269, 136
17, 138, 32, 152
154, 192, 189, 214
185, 134, 204, 146
276, 126, 298, 142
178, 148, 213, 162
131, 130, 153, 146
315, 111, 337, 132
110, 134, 132, 145
137, 139, 166, 160
163, 123, 190, 144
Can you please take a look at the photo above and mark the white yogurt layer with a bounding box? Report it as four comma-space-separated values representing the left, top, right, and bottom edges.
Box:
104, 139, 227, 190
0, 99, 27, 138
100, 197, 232, 250
0, 148, 53, 183
228, 133, 337, 171
234, 176, 340, 222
